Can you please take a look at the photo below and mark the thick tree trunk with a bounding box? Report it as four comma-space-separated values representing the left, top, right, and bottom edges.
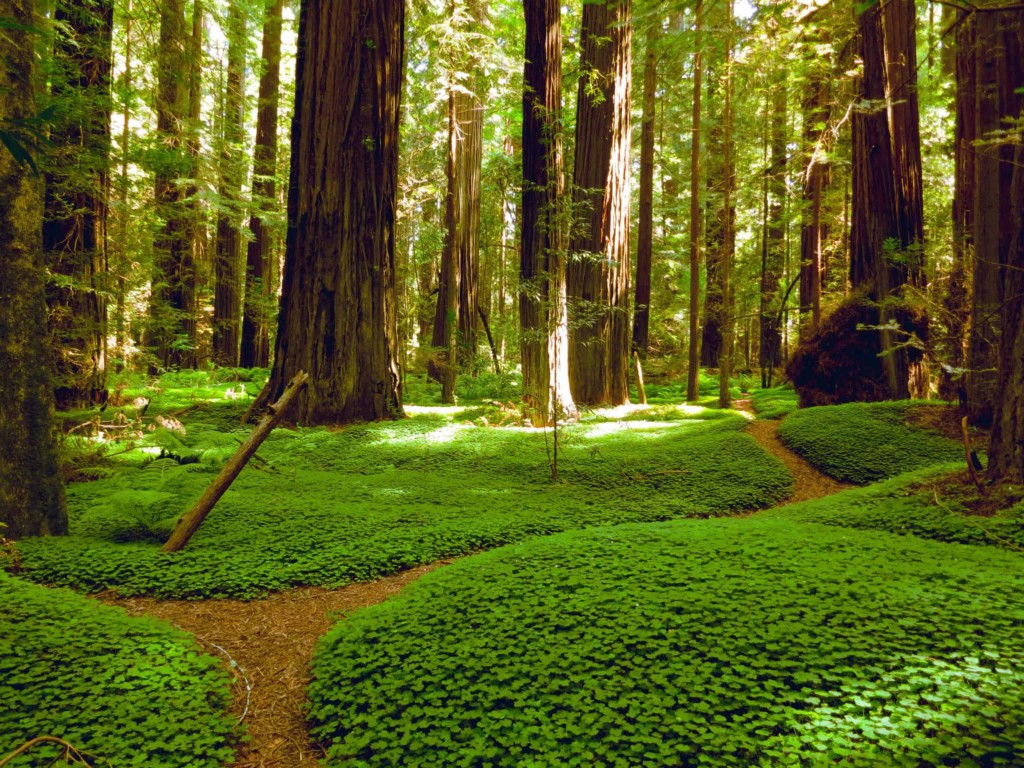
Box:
568, 0, 632, 406
43, 0, 112, 409
687, 0, 703, 402
521, 0, 577, 422
150, 0, 195, 370
632, 23, 658, 360
430, 83, 460, 402
701, 61, 724, 370
213, 4, 246, 366
251, 0, 405, 424
241, 0, 284, 370
0, 0, 68, 538
799, 31, 830, 334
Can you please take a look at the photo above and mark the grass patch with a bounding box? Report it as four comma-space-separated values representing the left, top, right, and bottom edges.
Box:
308, 518, 1024, 767
764, 465, 1024, 551
750, 385, 799, 420
776, 401, 963, 484
0, 572, 237, 767
15, 407, 790, 599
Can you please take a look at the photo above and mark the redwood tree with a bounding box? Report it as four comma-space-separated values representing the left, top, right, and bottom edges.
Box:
568, 0, 632, 406
253, 0, 405, 424
521, 0, 577, 422
0, 0, 67, 538
632, 22, 658, 359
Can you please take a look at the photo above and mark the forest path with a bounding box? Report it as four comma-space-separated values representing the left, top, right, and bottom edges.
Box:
107, 563, 446, 768
734, 399, 850, 503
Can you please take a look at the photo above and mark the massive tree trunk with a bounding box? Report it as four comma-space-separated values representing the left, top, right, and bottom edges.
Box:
150, 0, 195, 370
632, 22, 658, 359
43, 0, 113, 409
0, 0, 68, 538
521, 0, 577, 422
964, 9, 1023, 425
252, 0, 405, 424
568, 0, 632, 406
687, 0, 703, 402
212, 4, 247, 366
241, 0, 284, 369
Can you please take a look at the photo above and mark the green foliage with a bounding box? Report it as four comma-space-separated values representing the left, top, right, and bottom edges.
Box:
0, 571, 237, 767
765, 466, 1024, 551
777, 401, 963, 484
642, 371, 744, 405
308, 518, 1024, 767
15, 405, 790, 599
750, 385, 799, 420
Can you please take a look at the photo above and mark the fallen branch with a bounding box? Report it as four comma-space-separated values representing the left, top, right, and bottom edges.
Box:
0, 736, 108, 767
162, 371, 310, 553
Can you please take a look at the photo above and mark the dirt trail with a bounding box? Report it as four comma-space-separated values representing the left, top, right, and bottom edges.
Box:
735, 400, 850, 504
106, 563, 445, 768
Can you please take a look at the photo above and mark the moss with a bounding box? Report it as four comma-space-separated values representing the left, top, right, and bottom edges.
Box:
750, 385, 799, 420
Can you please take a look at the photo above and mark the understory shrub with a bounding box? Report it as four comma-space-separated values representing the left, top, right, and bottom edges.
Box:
750, 386, 799, 420
15, 408, 791, 598
777, 401, 962, 484
308, 518, 1024, 767
0, 572, 237, 767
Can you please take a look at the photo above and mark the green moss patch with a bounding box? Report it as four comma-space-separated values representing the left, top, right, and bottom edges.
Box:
750, 385, 799, 420
776, 401, 962, 484
16, 408, 790, 599
308, 519, 1024, 767
0, 572, 237, 767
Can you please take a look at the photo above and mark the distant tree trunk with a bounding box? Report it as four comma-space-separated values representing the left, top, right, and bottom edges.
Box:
251, 0, 405, 424
632, 22, 658, 360
182, 0, 204, 359
965, 10, 1023, 425
568, 0, 632, 406
212, 4, 246, 366
760, 70, 786, 387
799, 30, 830, 333
701, 66, 724, 369
150, 0, 195, 370
43, 0, 113, 409
686, 0, 703, 402
0, 0, 68, 538
719, 0, 735, 408
241, 0, 283, 369
521, 0, 577, 422
430, 81, 460, 403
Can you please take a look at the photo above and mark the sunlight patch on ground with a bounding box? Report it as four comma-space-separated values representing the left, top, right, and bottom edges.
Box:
402, 404, 468, 417
585, 421, 685, 438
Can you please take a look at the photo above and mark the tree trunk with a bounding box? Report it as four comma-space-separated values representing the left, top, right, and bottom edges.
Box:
430, 81, 460, 402
241, 0, 284, 369
150, 0, 195, 370
701, 59, 724, 369
686, 0, 703, 402
632, 22, 658, 360
568, 0, 632, 406
0, 0, 68, 538
250, 0, 405, 424
43, 0, 112, 409
521, 0, 577, 422
760, 69, 786, 387
213, 3, 247, 366
719, 0, 735, 408
799, 29, 830, 334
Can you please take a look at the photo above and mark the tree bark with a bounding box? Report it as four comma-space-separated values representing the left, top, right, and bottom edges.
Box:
760, 67, 786, 387
568, 0, 632, 406
150, 0, 195, 370
241, 0, 284, 370
251, 0, 405, 424
0, 0, 68, 538
719, 0, 735, 408
521, 0, 577, 422
687, 0, 703, 402
632, 22, 658, 360
43, 0, 112, 409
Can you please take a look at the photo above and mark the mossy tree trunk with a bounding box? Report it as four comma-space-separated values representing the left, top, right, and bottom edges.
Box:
252, 0, 405, 424
43, 0, 113, 409
521, 0, 577, 423
241, 0, 283, 370
0, 0, 68, 538
568, 0, 632, 407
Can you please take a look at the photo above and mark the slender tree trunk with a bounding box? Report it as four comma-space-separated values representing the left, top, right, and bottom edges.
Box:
701, 61, 724, 369
568, 0, 632, 406
760, 68, 786, 387
241, 0, 284, 369
719, 0, 735, 408
150, 0, 195, 370
687, 0, 703, 402
251, 0, 405, 424
799, 29, 830, 334
431, 79, 460, 402
43, 0, 113, 408
113, 0, 131, 363
213, 4, 246, 366
0, 0, 68, 538
521, 0, 577, 422
632, 22, 658, 360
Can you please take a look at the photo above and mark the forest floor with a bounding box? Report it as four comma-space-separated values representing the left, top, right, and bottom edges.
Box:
107, 402, 848, 768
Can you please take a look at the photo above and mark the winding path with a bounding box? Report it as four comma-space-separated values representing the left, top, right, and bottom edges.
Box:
108, 405, 847, 767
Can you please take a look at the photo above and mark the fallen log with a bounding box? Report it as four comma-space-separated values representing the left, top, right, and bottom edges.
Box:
162, 371, 310, 553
